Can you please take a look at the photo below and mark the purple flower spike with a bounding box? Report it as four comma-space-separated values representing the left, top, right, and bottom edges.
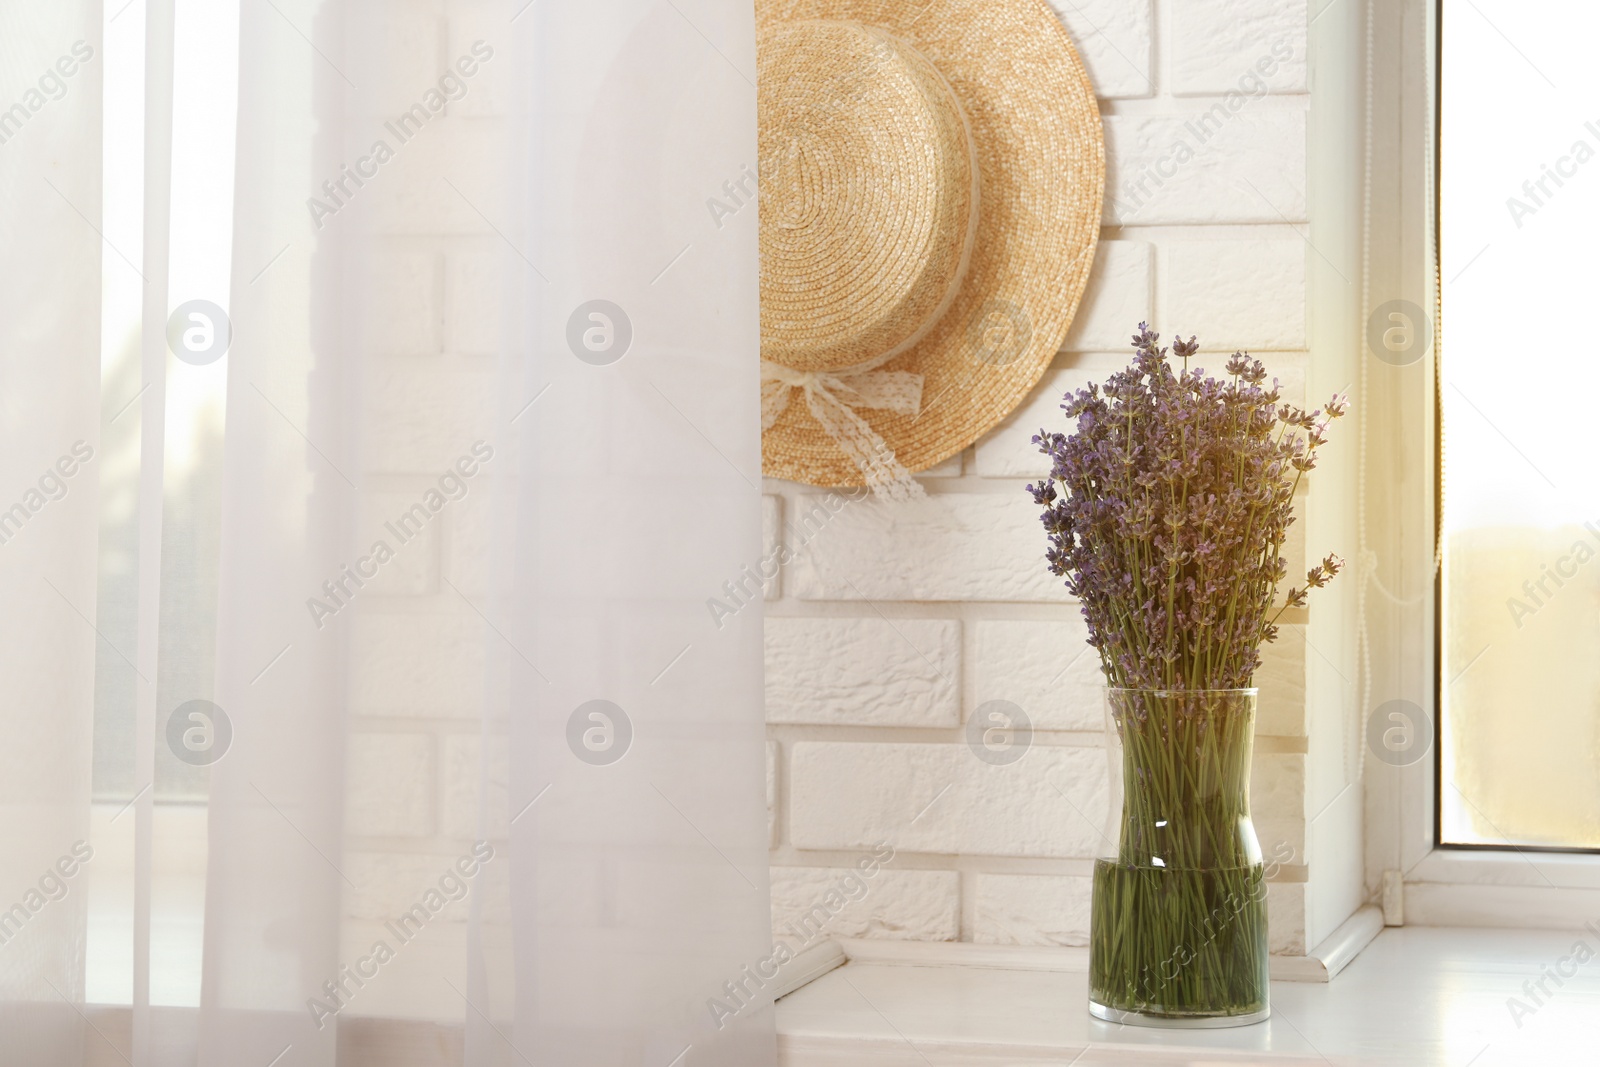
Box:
1027, 324, 1346, 690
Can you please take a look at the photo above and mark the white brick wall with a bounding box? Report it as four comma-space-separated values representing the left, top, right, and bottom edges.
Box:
440, 733, 509, 840
788, 742, 1107, 857
365, 248, 442, 356
344, 849, 508, 927
337, 1, 522, 974
1063, 240, 1154, 351
789, 494, 1073, 603
767, 617, 960, 726
973, 619, 1101, 732
762, 494, 783, 600
1105, 108, 1307, 225
973, 873, 1093, 947
771, 867, 961, 942
1169, 0, 1308, 95
1252, 752, 1307, 860
356, 2, 443, 115
359, 491, 441, 595
351, 0, 1323, 966
768, 740, 780, 846
1045, 0, 1154, 100
766, 0, 1318, 961
444, 483, 492, 598
445, 247, 501, 355
349, 613, 486, 718
1258, 626, 1308, 736
345, 733, 437, 838
366, 122, 508, 235
1164, 237, 1308, 349
1267, 881, 1307, 955
973, 363, 1120, 478
361, 362, 497, 473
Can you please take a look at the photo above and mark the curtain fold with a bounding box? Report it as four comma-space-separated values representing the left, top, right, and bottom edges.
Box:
510, 1, 772, 1060
0, 3, 103, 1065
212, 0, 772, 1062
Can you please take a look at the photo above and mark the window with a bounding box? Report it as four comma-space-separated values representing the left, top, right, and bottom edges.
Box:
89, 0, 241, 1007
1439, 0, 1600, 851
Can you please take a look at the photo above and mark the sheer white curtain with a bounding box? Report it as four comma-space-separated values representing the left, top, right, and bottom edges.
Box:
4, 0, 773, 1064
0, 3, 103, 1065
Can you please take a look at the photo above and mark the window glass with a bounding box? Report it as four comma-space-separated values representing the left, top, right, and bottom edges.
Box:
1440, 0, 1600, 848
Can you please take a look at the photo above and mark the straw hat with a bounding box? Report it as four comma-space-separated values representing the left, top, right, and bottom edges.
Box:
756, 0, 1104, 499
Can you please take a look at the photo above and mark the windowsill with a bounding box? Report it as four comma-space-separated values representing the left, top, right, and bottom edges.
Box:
86, 801, 208, 1007
776, 926, 1600, 1065
1410, 847, 1600, 888
1403, 849, 1600, 927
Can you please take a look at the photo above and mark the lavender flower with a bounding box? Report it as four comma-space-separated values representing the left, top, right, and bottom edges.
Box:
1026, 323, 1346, 691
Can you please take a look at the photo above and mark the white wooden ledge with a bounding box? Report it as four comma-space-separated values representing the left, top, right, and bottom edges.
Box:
777, 925, 1600, 1065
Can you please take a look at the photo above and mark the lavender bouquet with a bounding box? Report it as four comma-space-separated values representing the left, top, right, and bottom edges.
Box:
1029, 324, 1344, 1024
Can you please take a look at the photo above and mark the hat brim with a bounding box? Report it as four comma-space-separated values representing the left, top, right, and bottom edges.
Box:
758, 0, 1104, 486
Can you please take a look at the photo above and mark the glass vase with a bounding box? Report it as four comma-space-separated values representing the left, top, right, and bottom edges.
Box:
1089, 688, 1270, 1027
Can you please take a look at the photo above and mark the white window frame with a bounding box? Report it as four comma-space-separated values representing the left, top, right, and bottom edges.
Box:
1335, 0, 1600, 929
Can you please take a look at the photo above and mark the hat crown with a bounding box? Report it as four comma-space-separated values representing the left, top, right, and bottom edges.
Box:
757, 21, 977, 374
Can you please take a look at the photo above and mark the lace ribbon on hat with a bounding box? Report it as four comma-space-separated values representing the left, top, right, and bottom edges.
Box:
760, 360, 928, 503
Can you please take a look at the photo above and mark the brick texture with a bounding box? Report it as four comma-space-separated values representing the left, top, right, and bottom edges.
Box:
1063, 241, 1154, 351
379, 0, 1321, 966
1105, 107, 1307, 225
973, 619, 1101, 732
1164, 237, 1308, 349
1170, 0, 1309, 96
788, 742, 1108, 858
349, 612, 486, 718
973, 873, 1093, 947
789, 495, 1071, 603
766, 617, 960, 727
1047, 0, 1153, 99
771, 866, 961, 942
345, 733, 436, 838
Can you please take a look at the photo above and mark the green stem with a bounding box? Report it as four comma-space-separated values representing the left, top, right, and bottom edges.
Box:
1091, 690, 1269, 1018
